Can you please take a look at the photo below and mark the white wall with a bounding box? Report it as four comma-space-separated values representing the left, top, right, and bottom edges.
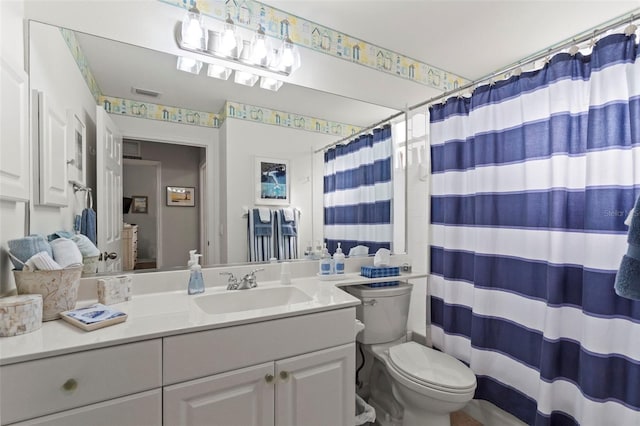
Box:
28, 21, 98, 235
222, 118, 335, 264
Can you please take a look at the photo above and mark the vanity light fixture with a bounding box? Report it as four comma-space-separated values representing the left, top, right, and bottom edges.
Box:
276, 36, 300, 73
234, 70, 259, 87
207, 63, 232, 80
176, 56, 203, 74
181, 2, 206, 50
259, 76, 283, 91
174, 9, 300, 90
250, 26, 273, 67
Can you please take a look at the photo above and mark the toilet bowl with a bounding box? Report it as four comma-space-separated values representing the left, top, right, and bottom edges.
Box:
346, 283, 477, 426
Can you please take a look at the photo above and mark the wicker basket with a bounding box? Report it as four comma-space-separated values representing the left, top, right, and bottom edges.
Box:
13, 267, 82, 321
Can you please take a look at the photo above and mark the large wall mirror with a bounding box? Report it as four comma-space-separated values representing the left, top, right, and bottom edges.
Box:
28, 19, 410, 275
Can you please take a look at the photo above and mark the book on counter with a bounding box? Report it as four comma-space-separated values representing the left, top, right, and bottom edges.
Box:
60, 303, 128, 331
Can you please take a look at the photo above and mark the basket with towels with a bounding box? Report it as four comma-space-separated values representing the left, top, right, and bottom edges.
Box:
7, 232, 99, 320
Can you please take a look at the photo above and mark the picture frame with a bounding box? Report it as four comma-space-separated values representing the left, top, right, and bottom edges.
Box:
66, 110, 86, 186
166, 186, 195, 207
255, 157, 290, 205
130, 195, 148, 214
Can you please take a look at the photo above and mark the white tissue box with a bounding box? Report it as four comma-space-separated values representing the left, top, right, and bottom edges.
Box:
97, 276, 132, 305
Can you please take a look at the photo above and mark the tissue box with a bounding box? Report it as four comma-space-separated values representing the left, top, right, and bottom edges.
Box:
360, 266, 400, 278
0, 295, 43, 337
97, 276, 132, 305
365, 281, 400, 288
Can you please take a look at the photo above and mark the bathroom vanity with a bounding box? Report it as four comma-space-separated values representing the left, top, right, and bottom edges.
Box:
0, 269, 424, 426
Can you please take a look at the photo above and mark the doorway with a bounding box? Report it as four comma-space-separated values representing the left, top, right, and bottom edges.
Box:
122, 139, 206, 269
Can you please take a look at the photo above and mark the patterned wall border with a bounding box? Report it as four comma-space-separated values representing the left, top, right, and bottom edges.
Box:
99, 95, 223, 128
159, 0, 469, 92
60, 28, 102, 102
224, 101, 361, 137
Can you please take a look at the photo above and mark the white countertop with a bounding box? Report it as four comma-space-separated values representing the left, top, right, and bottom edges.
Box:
0, 272, 425, 365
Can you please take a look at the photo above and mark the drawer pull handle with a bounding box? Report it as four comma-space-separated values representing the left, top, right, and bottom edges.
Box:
62, 378, 78, 392
279, 371, 289, 381
265, 373, 274, 384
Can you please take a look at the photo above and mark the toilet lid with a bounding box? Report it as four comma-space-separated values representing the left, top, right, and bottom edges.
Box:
388, 342, 476, 392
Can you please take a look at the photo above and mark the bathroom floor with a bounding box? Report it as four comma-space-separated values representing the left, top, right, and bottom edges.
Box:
451, 410, 483, 426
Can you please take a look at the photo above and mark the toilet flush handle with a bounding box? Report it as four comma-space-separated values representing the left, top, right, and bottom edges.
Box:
363, 299, 377, 306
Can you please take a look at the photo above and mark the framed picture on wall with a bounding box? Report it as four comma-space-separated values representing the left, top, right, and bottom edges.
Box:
131, 195, 148, 213
66, 110, 86, 186
166, 186, 195, 207
255, 157, 290, 205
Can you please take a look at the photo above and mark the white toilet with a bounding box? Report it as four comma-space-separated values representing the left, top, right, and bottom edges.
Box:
346, 283, 477, 426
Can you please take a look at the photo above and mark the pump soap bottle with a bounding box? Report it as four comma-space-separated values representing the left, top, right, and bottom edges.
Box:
333, 242, 345, 274
319, 243, 332, 275
187, 250, 205, 294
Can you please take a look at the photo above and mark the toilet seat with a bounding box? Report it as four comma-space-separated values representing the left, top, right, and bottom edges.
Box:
387, 342, 476, 394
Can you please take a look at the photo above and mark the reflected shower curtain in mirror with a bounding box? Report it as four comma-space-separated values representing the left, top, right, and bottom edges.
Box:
324, 125, 392, 254
430, 33, 640, 425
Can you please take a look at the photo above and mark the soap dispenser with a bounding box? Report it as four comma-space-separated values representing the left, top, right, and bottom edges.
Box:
319, 243, 332, 275
333, 242, 345, 274
187, 250, 205, 295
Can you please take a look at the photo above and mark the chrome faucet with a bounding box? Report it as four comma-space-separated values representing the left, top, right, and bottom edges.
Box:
221, 268, 264, 290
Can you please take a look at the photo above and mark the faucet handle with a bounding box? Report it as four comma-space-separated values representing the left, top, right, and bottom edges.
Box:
220, 272, 238, 289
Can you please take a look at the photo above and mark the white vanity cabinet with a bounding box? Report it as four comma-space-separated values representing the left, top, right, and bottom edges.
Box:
164, 344, 354, 426
163, 308, 356, 426
0, 304, 357, 426
0, 339, 162, 426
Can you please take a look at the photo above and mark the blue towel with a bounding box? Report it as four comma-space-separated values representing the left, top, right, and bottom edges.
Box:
47, 230, 75, 241
253, 209, 272, 236
8, 235, 52, 270
278, 209, 297, 236
81, 207, 97, 245
614, 196, 640, 300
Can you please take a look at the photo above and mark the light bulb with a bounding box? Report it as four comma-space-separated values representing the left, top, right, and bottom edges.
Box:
281, 45, 294, 67
221, 27, 237, 53
253, 37, 267, 62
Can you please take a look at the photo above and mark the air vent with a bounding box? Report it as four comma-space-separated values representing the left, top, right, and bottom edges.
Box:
132, 87, 161, 98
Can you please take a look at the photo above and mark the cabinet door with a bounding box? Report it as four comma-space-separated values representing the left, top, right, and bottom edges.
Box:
9, 389, 161, 426
275, 343, 355, 426
37, 91, 68, 206
164, 362, 275, 426
0, 58, 29, 201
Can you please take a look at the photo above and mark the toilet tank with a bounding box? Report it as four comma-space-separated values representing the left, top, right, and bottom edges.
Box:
346, 283, 412, 344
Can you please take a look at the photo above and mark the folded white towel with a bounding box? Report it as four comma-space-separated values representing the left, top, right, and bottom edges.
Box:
258, 207, 271, 223
282, 207, 295, 222
50, 238, 83, 268
25, 251, 62, 271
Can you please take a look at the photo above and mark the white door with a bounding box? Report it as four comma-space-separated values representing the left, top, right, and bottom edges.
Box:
96, 106, 123, 272
275, 343, 355, 426
163, 362, 275, 426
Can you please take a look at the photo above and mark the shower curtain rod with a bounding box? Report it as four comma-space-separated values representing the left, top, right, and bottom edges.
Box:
316, 8, 639, 154
314, 110, 405, 153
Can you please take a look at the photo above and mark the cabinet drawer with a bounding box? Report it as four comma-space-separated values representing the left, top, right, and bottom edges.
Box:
0, 339, 162, 424
164, 307, 355, 385
8, 389, 161, 426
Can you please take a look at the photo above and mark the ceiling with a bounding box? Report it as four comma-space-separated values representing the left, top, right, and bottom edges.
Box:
73, 1, 639, 129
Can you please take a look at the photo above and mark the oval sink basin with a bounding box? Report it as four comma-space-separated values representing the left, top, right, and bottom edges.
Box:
194, 286, 313, 315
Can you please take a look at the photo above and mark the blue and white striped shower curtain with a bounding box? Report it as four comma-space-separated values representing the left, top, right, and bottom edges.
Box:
324, 126, 392, 254
430, 33, 640, 425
